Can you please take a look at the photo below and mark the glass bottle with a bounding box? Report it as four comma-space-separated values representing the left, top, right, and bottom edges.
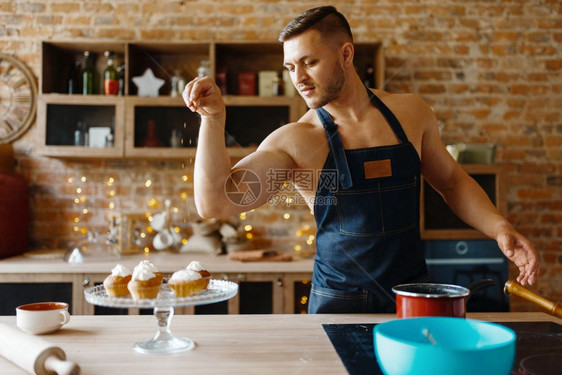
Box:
142, 119, 163, 147
170, 70, 181, 98
82, 51, 94, 95
273, 75, 284, 96
67, 59, 81, 94
169, 127, 181, 148
103, 51, 119, 95
117, 63, 125, 96
363, 63, 375, 88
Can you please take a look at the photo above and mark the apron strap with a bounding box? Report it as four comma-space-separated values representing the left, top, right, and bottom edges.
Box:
366, 86, 409, 144
316, 107, 353, 190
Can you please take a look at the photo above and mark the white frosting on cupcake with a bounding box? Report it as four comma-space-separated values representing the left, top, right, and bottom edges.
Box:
111, 264, 132, 277
134, 260, 158, 273
186, 261, 203, 272
132, 268, 155, 281
171, 269, 201, 281
131, 260, 159, 281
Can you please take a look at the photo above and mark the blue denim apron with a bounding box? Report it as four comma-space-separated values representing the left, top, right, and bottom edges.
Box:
309, 88, 429, 313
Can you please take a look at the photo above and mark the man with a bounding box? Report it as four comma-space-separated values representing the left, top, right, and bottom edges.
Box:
183, 6, 539, 313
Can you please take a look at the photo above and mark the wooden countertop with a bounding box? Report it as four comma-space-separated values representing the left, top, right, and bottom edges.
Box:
0, 252, 314, 275
0, 312, 559, 374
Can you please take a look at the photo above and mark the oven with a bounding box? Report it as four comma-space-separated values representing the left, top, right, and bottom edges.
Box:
424, 240, 509, 312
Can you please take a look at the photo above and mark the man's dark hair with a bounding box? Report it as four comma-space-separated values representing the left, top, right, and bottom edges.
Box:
278, 6, 353, 43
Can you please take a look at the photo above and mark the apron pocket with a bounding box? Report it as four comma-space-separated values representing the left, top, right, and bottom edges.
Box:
335, 179, 417, 236
308, 284, 368, 313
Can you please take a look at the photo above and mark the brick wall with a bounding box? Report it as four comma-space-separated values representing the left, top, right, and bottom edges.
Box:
1, 0, 560, 312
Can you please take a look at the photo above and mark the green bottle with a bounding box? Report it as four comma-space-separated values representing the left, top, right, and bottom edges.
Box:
82, 51, 94, 95
103, 51, 119, 95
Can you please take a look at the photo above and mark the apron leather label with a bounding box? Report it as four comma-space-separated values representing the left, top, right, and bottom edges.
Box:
364, 159, 392, 179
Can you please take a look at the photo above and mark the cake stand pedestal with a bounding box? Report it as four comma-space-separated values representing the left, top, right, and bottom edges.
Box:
84, 280, 238, 354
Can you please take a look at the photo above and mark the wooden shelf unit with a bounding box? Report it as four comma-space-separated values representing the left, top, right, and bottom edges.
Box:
37, 40, 384, 160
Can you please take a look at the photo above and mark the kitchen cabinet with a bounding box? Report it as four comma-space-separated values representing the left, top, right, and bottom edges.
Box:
37, 40, 384, 159
0, 253, 313, 315
0, 282, 73, 315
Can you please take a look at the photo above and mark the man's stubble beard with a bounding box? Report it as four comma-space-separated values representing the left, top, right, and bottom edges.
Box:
304, 62, 345, 109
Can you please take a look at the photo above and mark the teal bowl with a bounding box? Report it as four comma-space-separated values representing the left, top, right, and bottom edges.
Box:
374, 317, 515, 375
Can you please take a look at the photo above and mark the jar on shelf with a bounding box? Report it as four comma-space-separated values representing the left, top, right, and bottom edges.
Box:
74, 121, 88, 146
170, 70, 186, 98
197, 60, 211, 78
105, 130, 114, 148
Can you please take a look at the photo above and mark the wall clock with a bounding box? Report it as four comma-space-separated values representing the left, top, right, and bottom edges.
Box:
0, 52, 37, 143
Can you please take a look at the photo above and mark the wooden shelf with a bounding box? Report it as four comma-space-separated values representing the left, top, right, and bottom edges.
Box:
38, 40, 384, 160
37, 94, 124, 158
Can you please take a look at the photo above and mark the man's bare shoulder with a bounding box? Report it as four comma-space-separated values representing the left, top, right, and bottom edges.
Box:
257, 112, 328, 167
374, 90, 430, 111
261, 110, 323, 145
373, 89, 436, 129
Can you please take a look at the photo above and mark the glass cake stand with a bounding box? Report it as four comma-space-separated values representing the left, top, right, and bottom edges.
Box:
84, 279, 238, 354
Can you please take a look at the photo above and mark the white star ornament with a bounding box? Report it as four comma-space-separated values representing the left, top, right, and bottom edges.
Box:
132, 68, 165, 97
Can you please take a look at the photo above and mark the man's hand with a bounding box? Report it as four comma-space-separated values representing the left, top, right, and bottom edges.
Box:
495, 224, 539, 286
182, 76, 226, 122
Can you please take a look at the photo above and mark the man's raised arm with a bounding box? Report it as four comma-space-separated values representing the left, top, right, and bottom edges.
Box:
183, 76, 295, 219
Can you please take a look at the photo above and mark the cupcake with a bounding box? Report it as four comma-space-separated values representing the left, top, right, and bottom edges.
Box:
168, 268, 209, 297
127, 260, 163, 300
103, 264, 132, 297
187, 261, 211, 281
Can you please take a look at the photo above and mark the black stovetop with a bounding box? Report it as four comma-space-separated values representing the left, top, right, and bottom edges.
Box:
322, 321, 562, 375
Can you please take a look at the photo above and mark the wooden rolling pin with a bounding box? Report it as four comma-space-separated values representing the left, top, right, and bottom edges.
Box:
504, 279, 562, 318
0, 323, 80, 375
